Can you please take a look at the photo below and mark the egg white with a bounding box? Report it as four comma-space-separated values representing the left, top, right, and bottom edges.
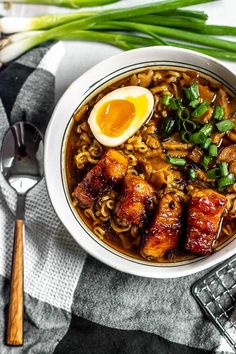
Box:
88, 86, 154, 147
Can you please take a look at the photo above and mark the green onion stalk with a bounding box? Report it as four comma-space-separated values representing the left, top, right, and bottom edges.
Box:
0, 0, 120, 8
0, 29, 159, 65
160, 9, 208, 20
95, 21, 236, 53
0, 12, 94, 33
0, 12, 206, 34
0, 0, 214, 33
128, 15, 206, 31
3, 24, 236, 65
198, 25, 236, 36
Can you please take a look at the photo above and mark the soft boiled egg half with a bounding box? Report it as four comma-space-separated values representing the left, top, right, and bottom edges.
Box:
88, 86, 154, 147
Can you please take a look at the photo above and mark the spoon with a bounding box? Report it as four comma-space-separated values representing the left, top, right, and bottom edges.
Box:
0, 122, 43, 346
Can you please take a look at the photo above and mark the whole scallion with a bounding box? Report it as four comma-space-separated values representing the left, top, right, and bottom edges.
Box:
3, 0, 236, 66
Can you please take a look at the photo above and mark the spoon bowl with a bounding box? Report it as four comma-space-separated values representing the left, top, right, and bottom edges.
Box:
0, 122, 43, 346
1, 122, 43, 194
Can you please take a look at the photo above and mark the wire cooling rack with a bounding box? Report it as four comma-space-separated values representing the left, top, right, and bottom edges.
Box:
192, 255, 236, 352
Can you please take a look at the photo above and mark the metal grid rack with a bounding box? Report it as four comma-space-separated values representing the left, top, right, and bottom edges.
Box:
192, 255, 236, 352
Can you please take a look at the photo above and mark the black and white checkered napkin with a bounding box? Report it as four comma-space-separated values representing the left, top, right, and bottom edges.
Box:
0, 44, 233, 354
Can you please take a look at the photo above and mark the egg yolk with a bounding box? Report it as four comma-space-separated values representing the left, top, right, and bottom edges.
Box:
96, 95, 149, 138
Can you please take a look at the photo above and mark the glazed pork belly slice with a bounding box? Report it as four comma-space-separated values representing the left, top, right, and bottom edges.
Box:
141, 192, 184, 259
74, 149, 128, 208
185, 188, 226, 256
114, 175, 154, 225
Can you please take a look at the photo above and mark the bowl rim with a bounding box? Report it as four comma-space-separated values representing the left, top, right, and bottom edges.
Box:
44, 46, 236, 278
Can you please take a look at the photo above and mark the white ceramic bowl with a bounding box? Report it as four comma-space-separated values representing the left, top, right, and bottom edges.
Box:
44, 46, 236, 278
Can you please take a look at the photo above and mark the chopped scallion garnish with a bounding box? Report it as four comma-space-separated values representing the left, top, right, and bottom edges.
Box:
184, 82, 199, 101
202, 155, 212, 170
209, 144, 218, 157
201, 137, 212, 149
192, 101, 209, 118
180, 131, 190, 142
199, 123, 213, 136
216, 119, 235, 132
183, 119, 197, 133
161, 118, 175, 138
177, 107, 190, 120
189, 99, 199, 108
218, 173, 235, 189
219, 162, 229, 177
212, 105, 224, 120
167, 156, 186, 166
189, 131, 207, 144
169, 98, 183, 110
161, 94, 171, 106
207, 168, 220, 179
188, 168, 196, 180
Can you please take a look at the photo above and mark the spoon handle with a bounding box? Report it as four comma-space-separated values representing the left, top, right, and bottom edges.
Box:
7, 219, 24, 346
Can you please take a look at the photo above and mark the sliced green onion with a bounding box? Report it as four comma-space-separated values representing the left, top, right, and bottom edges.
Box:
177, 107, 190, 120
212, 105, 224, 121
188, 168, 196, 180
183, 119, 197, 133
167, 156, 186, 166
199, 123, 213, 136
161, 94, 171, 106
192, 101, 209, 118
189, 99, 199, 108
202, 155, 212, 170
189, 131, 207, 144
207, 167, 220, 179
161, 118, 175, 138
209, 144, 218, 157
218, 173, 235, 189
201, 137, 212, 149
169, 98, 183, 110
219, 162, 229, 177
184, 82, 199, 101
216, 119, 235, 132
180, 131, 190, 142
183, 87, 191, 101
